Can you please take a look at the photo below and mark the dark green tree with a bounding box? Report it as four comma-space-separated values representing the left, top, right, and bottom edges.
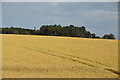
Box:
2, 25, 116, 40
102, 34, 115, 39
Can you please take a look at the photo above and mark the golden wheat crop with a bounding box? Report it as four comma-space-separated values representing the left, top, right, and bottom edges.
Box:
2, 34, 118, 78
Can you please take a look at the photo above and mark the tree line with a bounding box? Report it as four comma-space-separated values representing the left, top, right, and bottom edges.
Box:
0, 24, 115, 39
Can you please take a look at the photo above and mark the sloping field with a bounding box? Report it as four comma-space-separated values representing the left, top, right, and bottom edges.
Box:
2, 34, 118, 78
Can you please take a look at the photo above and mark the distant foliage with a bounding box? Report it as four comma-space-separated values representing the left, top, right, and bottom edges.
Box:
0, 24, 115, 39
1, 27, 39, 35
102, 34, 115, 39
40, 24, 100, 38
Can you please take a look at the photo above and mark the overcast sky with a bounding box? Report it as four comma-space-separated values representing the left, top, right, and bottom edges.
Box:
2, 2, 118, 38
0, 1, 2, 27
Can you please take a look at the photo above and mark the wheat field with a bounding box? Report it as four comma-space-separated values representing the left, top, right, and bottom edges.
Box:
2, 34, 118, 78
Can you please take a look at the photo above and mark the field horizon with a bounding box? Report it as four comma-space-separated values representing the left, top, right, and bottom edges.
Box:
2, 34, 119, 78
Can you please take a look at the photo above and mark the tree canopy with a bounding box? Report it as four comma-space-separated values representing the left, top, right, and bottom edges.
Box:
0, 24, 115, 39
